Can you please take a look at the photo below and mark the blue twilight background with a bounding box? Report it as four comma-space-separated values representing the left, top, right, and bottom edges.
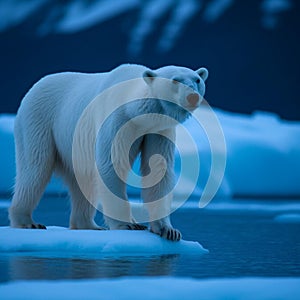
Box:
0, 0, 299, 119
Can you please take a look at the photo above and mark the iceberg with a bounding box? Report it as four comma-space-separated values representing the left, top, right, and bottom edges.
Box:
215, 109, 300, 197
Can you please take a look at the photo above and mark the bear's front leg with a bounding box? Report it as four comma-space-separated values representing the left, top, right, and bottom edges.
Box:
141, 132, 181, 241
143, 192, 182, 241
96, 123, 147, 231
98, 158, 147, 231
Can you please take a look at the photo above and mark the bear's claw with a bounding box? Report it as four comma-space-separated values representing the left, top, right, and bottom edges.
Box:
21, 223, 47, 229
119, 223, 148, 230
151, 226, 181, 241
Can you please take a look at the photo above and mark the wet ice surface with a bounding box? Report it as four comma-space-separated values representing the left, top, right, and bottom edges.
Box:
0, 227, 207, 256
1, 277, 300, 300
0, 196, 299, 282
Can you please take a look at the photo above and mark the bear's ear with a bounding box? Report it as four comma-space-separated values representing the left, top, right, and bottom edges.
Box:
196, 67, 209, 82
143, 70, 157, 85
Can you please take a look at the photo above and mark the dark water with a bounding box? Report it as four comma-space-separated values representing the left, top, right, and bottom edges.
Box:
0, 196, 300, 282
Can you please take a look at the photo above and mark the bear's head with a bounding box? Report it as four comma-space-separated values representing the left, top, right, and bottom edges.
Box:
142, 65, 208, 122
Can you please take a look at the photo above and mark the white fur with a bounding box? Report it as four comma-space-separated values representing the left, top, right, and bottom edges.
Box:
9, 64, 208, 240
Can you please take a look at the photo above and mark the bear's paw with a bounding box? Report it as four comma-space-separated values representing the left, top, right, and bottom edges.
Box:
20, 223, 47, 229
151, 225, 182, 242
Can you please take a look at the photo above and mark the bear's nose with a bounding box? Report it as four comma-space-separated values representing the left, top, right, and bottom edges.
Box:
186, 93, 200, 107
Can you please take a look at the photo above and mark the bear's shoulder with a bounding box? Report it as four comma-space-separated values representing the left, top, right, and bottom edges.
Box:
111, 64, 148, 78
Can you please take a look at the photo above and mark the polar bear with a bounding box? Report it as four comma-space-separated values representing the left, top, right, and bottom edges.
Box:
9, 64, 208, 241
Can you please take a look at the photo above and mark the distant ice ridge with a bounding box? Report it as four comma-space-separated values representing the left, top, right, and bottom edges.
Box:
0, 277, 299, 300
128, 0, 200, 54
0, 0, 293, 53
1, 108, 300, 198
0, 226, 207, 256
40, 0, 140, 35
0, 0, 49, 31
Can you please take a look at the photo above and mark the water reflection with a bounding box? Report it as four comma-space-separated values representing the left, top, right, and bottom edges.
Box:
3, 254, 179, 282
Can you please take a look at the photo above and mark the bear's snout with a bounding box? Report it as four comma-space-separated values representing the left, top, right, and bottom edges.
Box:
186, 93, 200, 108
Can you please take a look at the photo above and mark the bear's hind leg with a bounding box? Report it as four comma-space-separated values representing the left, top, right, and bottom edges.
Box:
63, 173, 105, 230
9, 124, 55, 229
10, 178, 48, 229
99, 160, 147, 230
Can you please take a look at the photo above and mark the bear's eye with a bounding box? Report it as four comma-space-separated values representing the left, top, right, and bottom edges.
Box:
196, 78, 200, 84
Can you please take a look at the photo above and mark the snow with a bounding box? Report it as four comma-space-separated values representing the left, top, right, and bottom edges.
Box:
261, 0, 292, 14
0, 226, 207, 257
1, 0, 292, 34
54, 0, 140, 34
156, 0, 200, 52
128, 0, 174, 55
0, 277, 299, 300
203, 0, 234, 23
0, 0, 292, 53
0, 0, 49, 32
1, 108, 300, 199
261, 0, 292, 29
